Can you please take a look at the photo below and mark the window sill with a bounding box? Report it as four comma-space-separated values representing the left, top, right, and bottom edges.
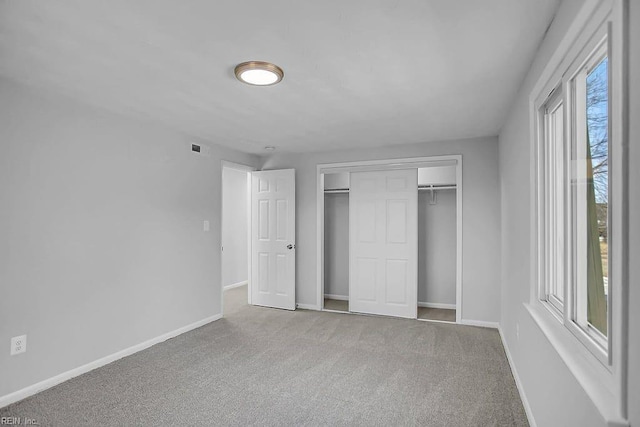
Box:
524, 302, 627, 425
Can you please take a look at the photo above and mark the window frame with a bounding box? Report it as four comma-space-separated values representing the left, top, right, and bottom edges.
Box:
527, 0, 628, 422
564, 37, 610, 364
539, 87, 566, 319
535, 33, 613, 366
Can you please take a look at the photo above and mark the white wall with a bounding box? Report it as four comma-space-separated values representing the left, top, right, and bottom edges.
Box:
262, 136, 500, 323
323, 193, 349, 297
222, 167, 248, 288
627, 1, 640, 426
627, 3, 640, 425
498, 0, 639, 425
418, 189, 456, 306
0, 78, 258, 399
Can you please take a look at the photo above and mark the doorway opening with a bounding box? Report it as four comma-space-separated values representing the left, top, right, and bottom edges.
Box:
417, 166, 457, 322
221, 161, 254, 316
323, 172, 350, 313
317, 156, 462, 323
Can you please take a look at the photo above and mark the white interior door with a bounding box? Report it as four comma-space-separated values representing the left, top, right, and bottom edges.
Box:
251, 169, 296, 310
349, 169, 417, 318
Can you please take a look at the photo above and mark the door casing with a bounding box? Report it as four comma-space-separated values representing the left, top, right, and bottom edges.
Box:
316, 155, 463, 323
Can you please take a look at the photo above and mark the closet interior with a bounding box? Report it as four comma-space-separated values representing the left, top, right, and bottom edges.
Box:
323, 166, 457, 322
323, 172, 350, 312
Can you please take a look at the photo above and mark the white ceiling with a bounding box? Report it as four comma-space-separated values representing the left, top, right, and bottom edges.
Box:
0, 0, 559, 154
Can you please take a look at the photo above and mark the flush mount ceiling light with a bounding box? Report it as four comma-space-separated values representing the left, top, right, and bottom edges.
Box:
234, 61, 284, 86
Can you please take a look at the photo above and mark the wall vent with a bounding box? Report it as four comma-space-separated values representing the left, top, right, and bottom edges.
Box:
189, 142, 210, 157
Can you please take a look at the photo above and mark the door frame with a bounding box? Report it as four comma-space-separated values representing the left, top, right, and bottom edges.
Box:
221, 160, 256, 315
316, 155, 463, 323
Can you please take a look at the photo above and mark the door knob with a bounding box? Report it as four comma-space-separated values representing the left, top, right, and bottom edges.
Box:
287, 244, 296, 250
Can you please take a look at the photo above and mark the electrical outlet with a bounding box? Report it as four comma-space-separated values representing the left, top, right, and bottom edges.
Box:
203, 220, 210, 232
11, 335, 27, 355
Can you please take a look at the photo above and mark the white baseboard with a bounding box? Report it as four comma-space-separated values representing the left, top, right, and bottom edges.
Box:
296, 303, 321, 310
498, 325, 536, 427
223, 280, 247, 290
323, 294, 348, 301
0, 313, 222, 409
417, 302, 456, 310
459, 319, 499, 329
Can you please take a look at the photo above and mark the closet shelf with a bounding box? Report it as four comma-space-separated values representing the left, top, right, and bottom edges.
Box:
324, 185, 456, 194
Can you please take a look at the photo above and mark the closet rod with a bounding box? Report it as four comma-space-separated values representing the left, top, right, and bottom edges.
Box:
418, 185, 456, 191
324, 188, 350, 194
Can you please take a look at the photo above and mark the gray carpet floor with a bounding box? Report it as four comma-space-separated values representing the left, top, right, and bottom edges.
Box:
324, 298, 348, 312
0, 286, 527, 426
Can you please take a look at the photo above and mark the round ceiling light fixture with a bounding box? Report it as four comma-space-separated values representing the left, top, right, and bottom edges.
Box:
234, 61, 284, 86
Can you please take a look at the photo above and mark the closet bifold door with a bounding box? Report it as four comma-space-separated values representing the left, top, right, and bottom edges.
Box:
349, 169, 418, 319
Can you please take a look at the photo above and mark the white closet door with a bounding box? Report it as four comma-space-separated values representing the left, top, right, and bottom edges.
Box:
251, 169, 296, 310
349, 169, 417, 318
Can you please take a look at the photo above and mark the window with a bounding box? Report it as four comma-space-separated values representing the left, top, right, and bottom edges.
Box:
537, 37, 611, 363
529, 1, 627, 420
